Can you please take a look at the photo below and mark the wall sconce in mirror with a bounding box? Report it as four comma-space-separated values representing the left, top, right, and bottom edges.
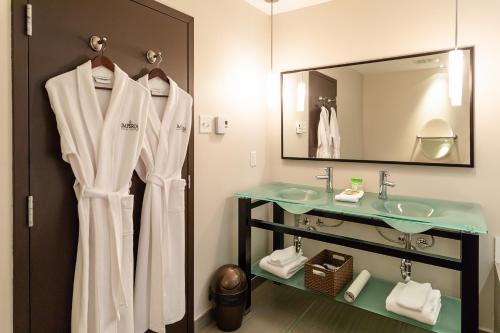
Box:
297, 81, 306, 112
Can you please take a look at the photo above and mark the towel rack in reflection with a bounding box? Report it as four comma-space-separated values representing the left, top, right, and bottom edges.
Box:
416, 135, 458, 140
318, 96, 337, 107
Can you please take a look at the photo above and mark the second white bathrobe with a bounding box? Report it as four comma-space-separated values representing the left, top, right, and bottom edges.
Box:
329, 106, 341, 159
316, 106, 331, 158
134, 75, 193, 333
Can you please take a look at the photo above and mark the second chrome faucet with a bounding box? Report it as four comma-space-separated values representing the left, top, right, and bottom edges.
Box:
378, 170, 395, 200
316, 167, 333, 193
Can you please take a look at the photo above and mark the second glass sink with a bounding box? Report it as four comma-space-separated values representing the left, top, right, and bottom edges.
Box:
374, 200, 436, 218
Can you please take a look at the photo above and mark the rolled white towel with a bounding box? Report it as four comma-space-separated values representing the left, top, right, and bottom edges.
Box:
344, 270, 371, 303
334, 190, 364, 203
386, 282, 442, 325
396, 280, 432, 311
259, 255, 308, 280
268, 246, 302, 267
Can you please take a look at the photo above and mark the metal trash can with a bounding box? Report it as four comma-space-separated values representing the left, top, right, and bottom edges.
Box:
209, 264, 248, 332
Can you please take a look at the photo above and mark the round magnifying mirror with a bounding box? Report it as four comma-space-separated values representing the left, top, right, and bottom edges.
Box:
418, 119, 455, 160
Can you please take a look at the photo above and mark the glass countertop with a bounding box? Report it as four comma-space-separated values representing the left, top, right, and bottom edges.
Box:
235, 182, 487, 235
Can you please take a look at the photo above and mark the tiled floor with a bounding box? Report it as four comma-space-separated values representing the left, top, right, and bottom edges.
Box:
200, 281, 428, 333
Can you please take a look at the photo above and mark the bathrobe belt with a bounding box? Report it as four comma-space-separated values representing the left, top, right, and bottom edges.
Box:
145, 172, 175, 308
77, 183, 130, 321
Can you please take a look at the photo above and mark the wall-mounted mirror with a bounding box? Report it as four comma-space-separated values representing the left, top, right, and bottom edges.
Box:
281, 47, 474, 167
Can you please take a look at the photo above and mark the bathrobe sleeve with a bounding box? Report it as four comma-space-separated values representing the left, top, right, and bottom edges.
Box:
135, 98, 155, 183
45, 78, 78, 163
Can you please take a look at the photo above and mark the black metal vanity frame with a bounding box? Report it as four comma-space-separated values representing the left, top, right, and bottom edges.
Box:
238, 199, 479, 333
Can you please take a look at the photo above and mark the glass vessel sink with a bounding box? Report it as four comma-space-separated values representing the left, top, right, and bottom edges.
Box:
373, 200, 435, 218
277, 188, 323, 202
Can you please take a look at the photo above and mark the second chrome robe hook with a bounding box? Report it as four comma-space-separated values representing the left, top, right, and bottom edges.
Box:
146, 50, 163, 67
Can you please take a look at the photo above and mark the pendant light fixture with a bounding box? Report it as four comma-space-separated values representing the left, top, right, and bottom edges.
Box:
448, 0, 464, 107
266, 0, 280, 108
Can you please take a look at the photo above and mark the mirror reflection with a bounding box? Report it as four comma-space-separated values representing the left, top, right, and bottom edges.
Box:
282, 48, 473, 166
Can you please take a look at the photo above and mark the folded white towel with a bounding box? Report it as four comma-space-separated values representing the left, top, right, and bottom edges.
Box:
386, 282, 442, 325
268, 246, 302, 267
259, 255, 308, 280
397, 280, 432, 311
335, 190, 364, 203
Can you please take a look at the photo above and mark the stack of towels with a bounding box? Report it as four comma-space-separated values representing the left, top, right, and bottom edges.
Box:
334, 189, 364, 203
386, 280, 442, 325
259, 246, 308, 280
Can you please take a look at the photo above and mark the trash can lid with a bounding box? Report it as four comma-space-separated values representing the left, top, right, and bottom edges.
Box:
211, 264, 248, 295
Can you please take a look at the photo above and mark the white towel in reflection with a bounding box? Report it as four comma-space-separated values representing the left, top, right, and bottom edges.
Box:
259, 255, 308, 280
396, 280, 432, 311
386, 282, 442, 325
268, 246, 302, 267
316, 106, 332, 158
329, 106, 341, 159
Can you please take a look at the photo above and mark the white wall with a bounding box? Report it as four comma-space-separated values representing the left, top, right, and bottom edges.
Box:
155, 0, 271, 320
271, 0, 500, 330
362, 67, 471, 163
0, 0, 13, 331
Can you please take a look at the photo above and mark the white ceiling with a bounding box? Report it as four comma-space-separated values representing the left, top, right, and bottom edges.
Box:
244, 0, 332, 15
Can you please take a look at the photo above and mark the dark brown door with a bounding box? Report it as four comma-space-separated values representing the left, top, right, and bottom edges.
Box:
308, 71, 337, 158
13, 0, 194, 332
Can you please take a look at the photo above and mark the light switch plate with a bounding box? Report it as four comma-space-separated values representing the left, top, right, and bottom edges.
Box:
296, 121, 307, 134
250, 151, 257, 167
199, 115, 213, 134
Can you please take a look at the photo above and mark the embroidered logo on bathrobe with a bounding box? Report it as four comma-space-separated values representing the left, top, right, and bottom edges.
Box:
176, 123, 187, 132
121, 120, 139, 131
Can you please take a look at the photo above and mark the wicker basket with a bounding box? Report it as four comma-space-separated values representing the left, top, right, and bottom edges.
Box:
304, 249, 353, 297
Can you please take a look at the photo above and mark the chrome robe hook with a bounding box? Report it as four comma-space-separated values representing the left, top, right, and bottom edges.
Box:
89, 35, 108, 53
146, 50, 163, 67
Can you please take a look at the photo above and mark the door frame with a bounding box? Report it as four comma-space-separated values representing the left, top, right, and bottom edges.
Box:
11, 0, 195, 331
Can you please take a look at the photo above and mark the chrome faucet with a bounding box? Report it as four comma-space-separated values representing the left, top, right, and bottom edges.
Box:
378, 170, 395, 200
316, 167, 333, 193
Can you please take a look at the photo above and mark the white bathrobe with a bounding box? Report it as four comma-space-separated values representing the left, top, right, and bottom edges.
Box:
329, 106, 341, 159
134, 75, 193, 333
45, 61, 150, 333
316, 106, 331, 158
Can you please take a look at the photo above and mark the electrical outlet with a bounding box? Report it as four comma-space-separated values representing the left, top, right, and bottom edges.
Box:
250, 151, 257, 167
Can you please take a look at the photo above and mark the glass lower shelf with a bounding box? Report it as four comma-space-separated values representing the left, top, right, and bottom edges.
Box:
251, 261, 461, 333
